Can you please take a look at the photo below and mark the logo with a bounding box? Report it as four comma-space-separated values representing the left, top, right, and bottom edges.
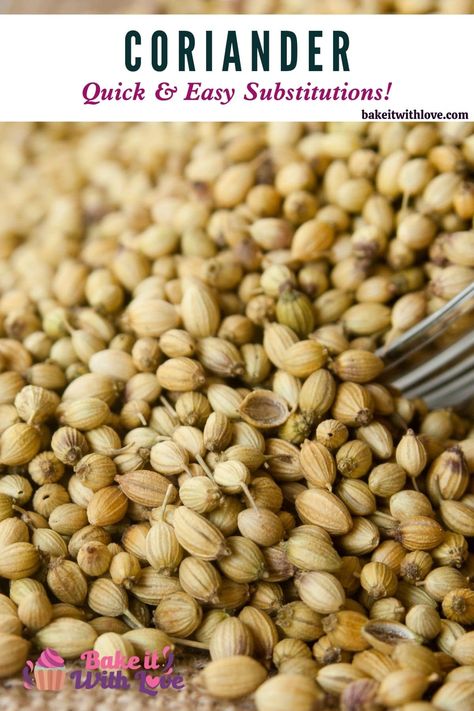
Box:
22, 646, 185, 697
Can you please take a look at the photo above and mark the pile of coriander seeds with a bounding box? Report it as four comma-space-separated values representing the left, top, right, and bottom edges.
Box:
0, 121, 473, 711
151, 0, 474, 15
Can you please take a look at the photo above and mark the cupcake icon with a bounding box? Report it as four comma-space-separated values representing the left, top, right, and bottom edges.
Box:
33, 648, 66, 691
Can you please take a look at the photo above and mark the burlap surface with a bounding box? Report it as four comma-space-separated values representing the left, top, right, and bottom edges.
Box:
0, 1, 156, 11
0, 654, 257, 711
0, 1, 238, 12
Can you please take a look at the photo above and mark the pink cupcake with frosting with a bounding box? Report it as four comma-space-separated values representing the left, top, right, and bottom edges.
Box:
34, 648, 66, 691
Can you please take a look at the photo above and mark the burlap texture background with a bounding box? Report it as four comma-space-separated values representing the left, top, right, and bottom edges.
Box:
1, 654, 258, 710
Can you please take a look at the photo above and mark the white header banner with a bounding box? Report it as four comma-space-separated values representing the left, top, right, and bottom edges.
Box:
0, 14, 471, 121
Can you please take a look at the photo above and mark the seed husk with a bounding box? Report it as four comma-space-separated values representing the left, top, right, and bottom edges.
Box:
124, 298, 180, 338
239, 389, 291, 430
109, 551, 142, 588
356, 421, 394, 459
279, 656, 320, 678
47, 557, 88, 605
88, 578, 131, 619
291, 219, 335, 261
332, 382, 374, 427
336, 479, 376, 516
339, 517, 380, 555
68, 524, 111, 560
130, 568, 182, 605
337, 440, 373, 480
93, 632, 135, 676
0, 517, 29, 547
273, 638, 312, 668
77, 541, 112, 577
218, 536, 267, 583
332, 350, 384, 383
15, 385, 60, 425
405, 604, 441, 640
323, 610, 369, 652
394, 516, 445, 550
58, 397, 110, 431
439, 500, 474, 537
282, 340, 327, 379
116, 469, 177, 508
423, 566, 468, 602
295, 571, 346, 615
396, 429, 428, 477
0, 542, 40, 580
317, 662, 369, 694
87, 485, 128, 526
17, 591, 53, 632
392, 641, 441, 678
432, 446, 469, 501
376, 669, 430, 707
295, 489, 353, 535
299, 439, 336, 490
445, 667, 474, 684
75, 453, 116, 491
181, 282, 221, 338
340, 678, 381, 711
255, 673, 323, 711
298, 369, 336, 419
146, 517, 183, 573
400, 550, 433, 584
369, 596, 405, 622
360, 562, 398, 600
196, 611, 231, 647
237, 508, 284, 548
207, 495, 242, 536
361, 621, 423, 654
276, 288, 315, 337
196, 337, 244, 378
452, 631, 474, 666
199, 655, 268, 700
239, 605, 278, 661
432, 681, 474, 711
34, 618, 98, 659
0, 634, 30, 678
51, 426, 89, 465
0, 423, 41, 466
157, 357, 206, 391
352, 649, 397, 683
178, 557, 222, 604
397, 580, 438, 610
286, 530, 342, 573
390, 490, 435, 520
122, 627, 173, 660
173, 506, 230, 560
154, 590, 202, 638
442, 587, 474, 624
203, 412, 233, 452
31, 527, 68, 558
209, 616, 254, 660
368, 462, 407, 497
276, 600, 323, 641
150, 440, 190, 476
0, 615, 22, 636
211, 578, 250, 610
